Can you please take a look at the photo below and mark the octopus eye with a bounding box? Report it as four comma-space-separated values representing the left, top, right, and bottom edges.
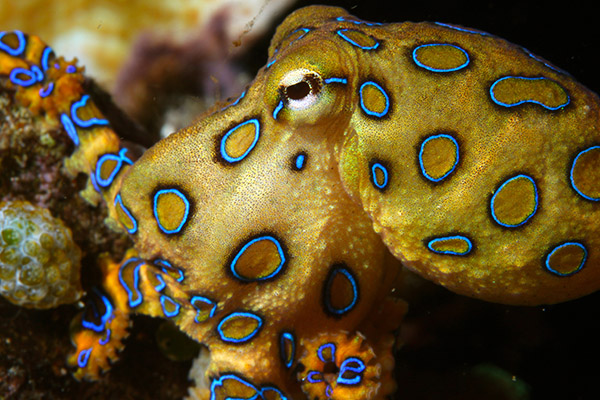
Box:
280, 69, 322, 110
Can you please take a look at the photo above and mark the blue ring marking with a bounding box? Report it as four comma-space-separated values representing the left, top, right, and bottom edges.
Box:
153, 274, 166, 292
489, 76, 570, 110
71, 95, 109, 128
359, 81, 390, 118
0, 31, 26, 56
154, 259, 185, 282
217, 311, 263, 343
434, 22, 490, 36
490, 174, 538, 227
95, 148, 134, 188
190, 295, 217, 323
273, 99, 284, 120
210, 374, 258, 400
337, 357, 366, 385
427, 235, 473, 256
545, 242, 588, 277
32, 65, 43, 81
9, 67, 38, 87
570, 146, 600, 201
335, 16, 382, 26
77, 348, 93, 368
286, 27, 310, 45
118, 258, 144, 308
230, 235, 286, 282
418, 134, 460, 182
98, 328, 112, 346
53, 62, 60, 70
324, 77, 348, 84
324, 266, 359, 315
220, 119, 260, 163
294, 153, 306, 170
41, 46, 53, 71
266, 58, 277, 68
39, 82, 54, 98
280, 331, 296, 368
370, 162, 389, 189
90, 169, 101, 192
81, 288, 114, 333
153, 188, 191, 235
336, 28, 380, 50
160, 295, 181, 318
60, 113, 80, 146
307, 371, 324, 383
523, 48, 566, 75
317, 342, 336, 363
325, 385, 333, 398
66, 65, 76, 73
114, 193, 138, 234
412, 43, 470, 72
220, 90, 246, 112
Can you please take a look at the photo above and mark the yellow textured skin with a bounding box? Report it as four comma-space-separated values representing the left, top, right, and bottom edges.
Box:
2, 4, 599, 399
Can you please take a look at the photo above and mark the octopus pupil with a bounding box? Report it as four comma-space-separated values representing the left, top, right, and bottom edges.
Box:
286, 80, 311, 100
285, 75, 321, 100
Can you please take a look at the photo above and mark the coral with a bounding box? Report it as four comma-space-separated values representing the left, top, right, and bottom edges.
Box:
0, 200, 82, 308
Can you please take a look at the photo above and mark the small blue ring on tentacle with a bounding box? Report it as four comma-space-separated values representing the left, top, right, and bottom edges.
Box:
118, 258, 144, 308
77, 348, 93, 368
337, 357, 366, 385
317, 342, 336, 363
95, 148, 134, 188
41, 46, 54, 71
60, 113, 80, 146
71, 95, 109, 127
39, 82, 54, 98
190, 295, 217, 323
153, 274, 166, 292
9, 66, 42, 87
114, 193, 138, 234
160, 295, 181, 318
154, 259, 185, 282
98, 329, 112, 346
81, 288, 114, 333
0, 30, 27, 56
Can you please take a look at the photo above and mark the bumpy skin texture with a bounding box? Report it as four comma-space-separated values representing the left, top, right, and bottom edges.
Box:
2, 4, 600, 400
